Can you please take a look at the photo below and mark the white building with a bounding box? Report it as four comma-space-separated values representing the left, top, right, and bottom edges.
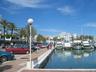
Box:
73, 33, 78, 39
57, 32, 73, 41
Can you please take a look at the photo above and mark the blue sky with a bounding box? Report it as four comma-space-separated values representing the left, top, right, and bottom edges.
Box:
0, 0, 96, 36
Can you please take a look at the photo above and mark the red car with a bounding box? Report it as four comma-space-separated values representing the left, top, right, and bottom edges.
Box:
5, 44, 30, 54
37, 44, 47, 48
0, 56, 2, 64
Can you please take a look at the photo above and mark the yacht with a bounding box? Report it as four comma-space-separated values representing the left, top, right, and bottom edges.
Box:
55, 41, 63, 49
63, 41, 72, 49
81, 40, 94, 49
73, 40, 82, 50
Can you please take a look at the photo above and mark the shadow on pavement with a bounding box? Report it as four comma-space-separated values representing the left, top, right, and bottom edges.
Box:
0, 65, 12, 72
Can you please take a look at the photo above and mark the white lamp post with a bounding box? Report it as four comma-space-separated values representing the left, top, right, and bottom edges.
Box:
27, 18, 34, 69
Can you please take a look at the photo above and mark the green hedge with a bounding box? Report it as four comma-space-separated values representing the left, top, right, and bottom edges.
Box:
0, 34, 16, 38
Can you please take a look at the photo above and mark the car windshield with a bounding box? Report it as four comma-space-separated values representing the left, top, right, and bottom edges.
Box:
13, 44, 22, 48
13, 44, 28, 48
23, 44, 29, 48
43, 42, 48, 45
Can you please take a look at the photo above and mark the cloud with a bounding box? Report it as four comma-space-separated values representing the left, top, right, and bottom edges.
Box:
39, 29, 62, 33
0, 6, 21, 14
57, 6, 75, 15
1, 0, 50, 14
85, 22, 96, 27
5, 0, 49, 8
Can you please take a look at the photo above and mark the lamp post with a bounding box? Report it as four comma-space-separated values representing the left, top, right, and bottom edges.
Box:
27, 18, 34, 69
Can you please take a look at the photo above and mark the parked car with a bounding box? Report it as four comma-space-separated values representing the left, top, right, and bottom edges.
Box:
0, 51, 14, 62
0, 56, 2, 64
36, 43, 47, 48
20, 43, 39, 51
31, 44, 39, 51
5, 44, 30, 54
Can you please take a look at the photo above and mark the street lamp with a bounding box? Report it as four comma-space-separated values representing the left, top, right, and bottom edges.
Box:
27, 18, 34, 69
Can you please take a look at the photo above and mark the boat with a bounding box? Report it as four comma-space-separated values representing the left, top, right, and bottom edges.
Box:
72, 40, 82, 50
63, 41, 72, 49
81, 40, 94, 49
55, 41, 63, 49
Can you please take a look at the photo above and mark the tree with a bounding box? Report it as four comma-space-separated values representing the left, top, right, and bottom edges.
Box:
19, 28, 27, 38
18, 25, 37, 42
8, 22, 16, 36
0, 19, 8, 39
88, 36, 93, 40
25, 25, 37, 37
80, 35, 93, 40
25, 25, 37, 41
37, 34, 46, 42
0, 18, 17, 40
53, 36, 58, 41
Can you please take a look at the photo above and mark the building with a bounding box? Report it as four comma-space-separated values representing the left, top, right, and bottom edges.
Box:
57, 32, 73, 41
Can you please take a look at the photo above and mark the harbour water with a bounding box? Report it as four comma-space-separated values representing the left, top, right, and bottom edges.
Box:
44, 48, 96, 69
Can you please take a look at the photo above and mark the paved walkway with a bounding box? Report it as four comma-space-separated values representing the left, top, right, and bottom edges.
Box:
0, 48, 48, 72
21, 69, 96, 72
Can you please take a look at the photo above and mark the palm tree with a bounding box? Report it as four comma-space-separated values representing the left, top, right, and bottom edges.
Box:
1, 20, 8, 40
37, 34, 46, 42
25, 25, 37, 37
18, 25, 37, 42
19, 28, 27, 41
19, 28, 27, 38
8, 22, 16, 36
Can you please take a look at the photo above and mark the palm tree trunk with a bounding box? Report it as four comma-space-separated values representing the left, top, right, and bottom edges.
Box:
11, 29, 13, 35
11, 29, 13, 41
3, 27, 6, 40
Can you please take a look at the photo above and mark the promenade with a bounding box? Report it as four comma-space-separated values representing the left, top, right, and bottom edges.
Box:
0, 48, 48, 72
21, 69, 96, 72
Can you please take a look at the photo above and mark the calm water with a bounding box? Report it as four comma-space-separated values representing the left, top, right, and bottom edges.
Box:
44, 48, 96, 69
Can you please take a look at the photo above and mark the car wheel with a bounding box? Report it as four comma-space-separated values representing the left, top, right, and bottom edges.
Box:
0, 61, 2, 65
2, 56, 7, 62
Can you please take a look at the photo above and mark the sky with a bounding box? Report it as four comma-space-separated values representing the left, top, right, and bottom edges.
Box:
0, 0, 96, 36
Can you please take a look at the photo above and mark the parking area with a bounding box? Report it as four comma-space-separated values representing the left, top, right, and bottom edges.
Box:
0, 48, 48, 72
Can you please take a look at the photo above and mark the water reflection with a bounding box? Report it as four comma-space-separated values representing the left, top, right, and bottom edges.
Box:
54, 49, 96, 59
83, 53, 89, 57
55, 49, 72, 57
44, 48, 96, 69
72, 49, 95, 58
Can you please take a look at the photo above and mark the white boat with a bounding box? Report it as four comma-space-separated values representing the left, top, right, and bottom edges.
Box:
55, 41, 63, 49
82, 40, 94, 49
73, 40, 82, 50
63, 41, 72, 49
73, 40, 82, 44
